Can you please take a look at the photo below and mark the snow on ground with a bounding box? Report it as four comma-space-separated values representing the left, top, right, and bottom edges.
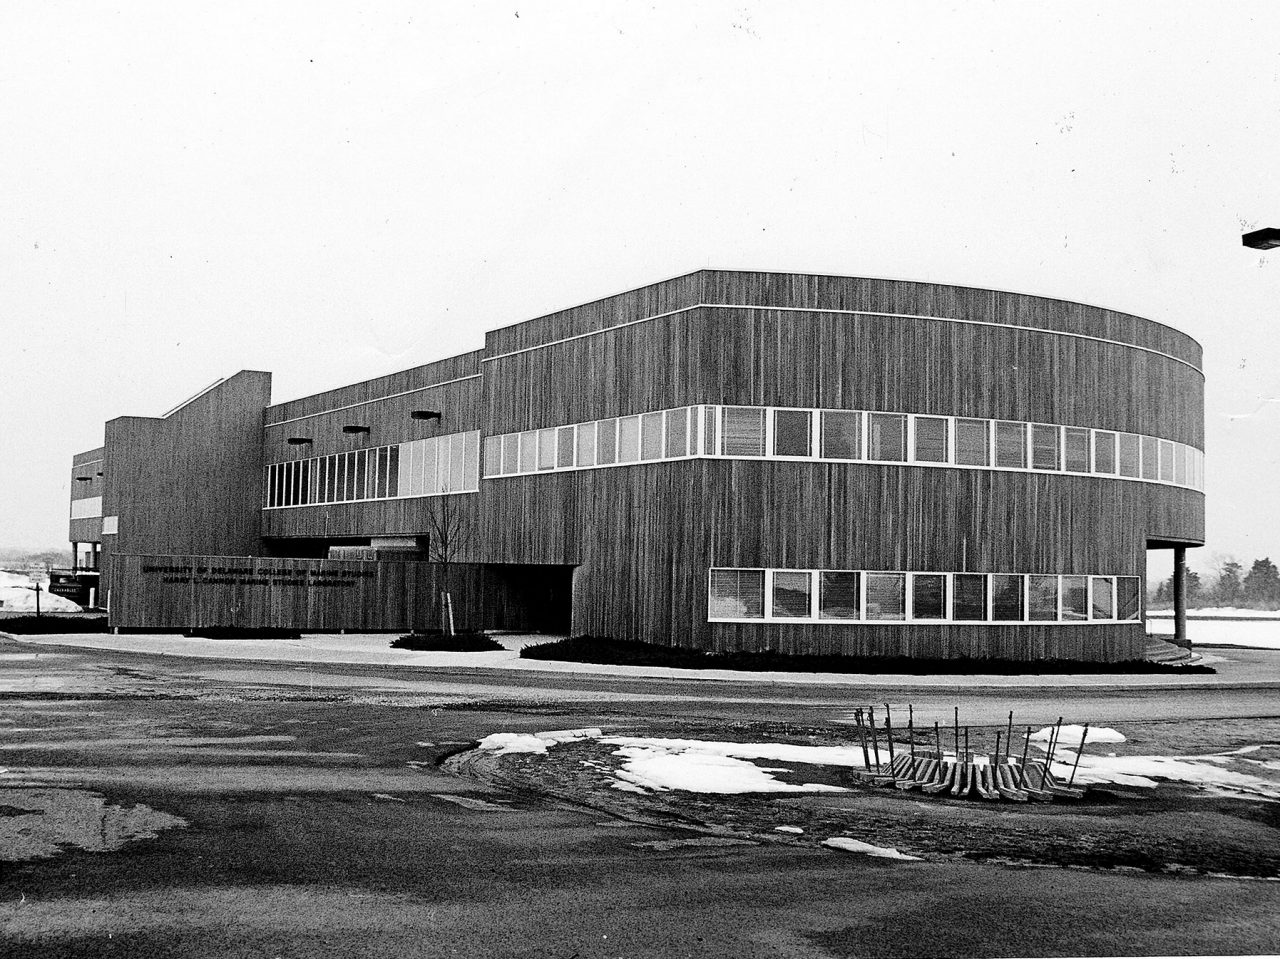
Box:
1147, 617, 1280, 650
822, 837, 921, 860
608, 743, 849, 794
1148, 607, 1280, 619
474, 728, 1280, 803
476, 728, 601, 756
1029, 725, 1126, 747
774, 825, 804, 834
0, 572, 81, 613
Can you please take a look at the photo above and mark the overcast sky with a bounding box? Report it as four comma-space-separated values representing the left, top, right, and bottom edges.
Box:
2, 2, 1277, 578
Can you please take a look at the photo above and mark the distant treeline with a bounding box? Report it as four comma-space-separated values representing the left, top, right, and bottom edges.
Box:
1152, 557, 1280, 610
0, 548, 66, 568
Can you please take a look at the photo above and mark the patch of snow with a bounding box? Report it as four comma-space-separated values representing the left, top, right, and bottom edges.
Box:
774, 825, 804, 834
478, 728, 602, 756
610, 780, 648, 794
1146, 617, 1280, 650
1030, 725, 1125, 747
534, 727, 602, 742
1148, 607, 1280, 619
476, 733, 552, 755
610, 745, 848, 795
1054, 751, 1280, 800
602, 736, 872, 769
0, 582, 82, 613
370, 793, 405, 803
822, 837, 921, 860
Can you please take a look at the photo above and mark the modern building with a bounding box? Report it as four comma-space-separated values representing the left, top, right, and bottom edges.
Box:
67, 270, 1204, 661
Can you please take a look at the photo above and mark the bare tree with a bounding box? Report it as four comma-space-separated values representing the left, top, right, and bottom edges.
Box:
424, 496, 473, 634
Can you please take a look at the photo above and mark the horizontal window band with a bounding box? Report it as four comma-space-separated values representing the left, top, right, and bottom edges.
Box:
263, 490, 477, 510
481, 405, 1205, 493
709, 568, 1143, 626
481, 303, 1203, 375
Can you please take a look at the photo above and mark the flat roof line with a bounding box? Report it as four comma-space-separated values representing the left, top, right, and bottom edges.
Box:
264, 373, 483, 428
482, 303, 1204, 376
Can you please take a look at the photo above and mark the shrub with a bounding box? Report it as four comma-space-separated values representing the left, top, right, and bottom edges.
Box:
0, 614, 109, 634
520, 636, 1215, 675
390, 631, 503, 652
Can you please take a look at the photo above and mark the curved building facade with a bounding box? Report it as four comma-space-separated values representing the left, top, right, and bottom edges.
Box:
69, 271, 1204, 662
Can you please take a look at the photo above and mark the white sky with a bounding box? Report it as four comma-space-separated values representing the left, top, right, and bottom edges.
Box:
1, 2, 1278, 579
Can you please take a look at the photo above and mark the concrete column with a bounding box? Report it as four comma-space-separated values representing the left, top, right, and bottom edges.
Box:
1173, 546, 1189, 649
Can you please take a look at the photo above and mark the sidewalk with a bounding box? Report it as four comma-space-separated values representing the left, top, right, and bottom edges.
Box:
7, 630, 1280, 690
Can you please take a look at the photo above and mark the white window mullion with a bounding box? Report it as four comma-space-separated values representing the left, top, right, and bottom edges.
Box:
946, 416, 957, 465
905, 414, 917, 463
810, 569, 820, 620
764, 569, 774, 620
811, 407, 822, 460
763, 407, 775, 459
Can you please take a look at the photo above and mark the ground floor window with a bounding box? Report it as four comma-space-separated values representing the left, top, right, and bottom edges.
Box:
708, 568, 1143, 625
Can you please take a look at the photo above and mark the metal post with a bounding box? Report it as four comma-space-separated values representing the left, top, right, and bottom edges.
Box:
884, 703, 895, 765
954, 707, 960, 756
855, 709, 871, 772
1173, 546, 1189, 650
1068, 724, 1090, 787
868, 706, 881, 772
934, 721, 942, 760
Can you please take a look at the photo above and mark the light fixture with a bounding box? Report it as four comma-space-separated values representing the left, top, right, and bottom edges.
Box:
410, 410, 442, 421
286, 437, 313, 445
342, 425, 370, 434
1243, 227, 1280, 250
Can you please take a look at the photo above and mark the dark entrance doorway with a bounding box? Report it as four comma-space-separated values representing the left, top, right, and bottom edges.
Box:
482, 564, 575, 634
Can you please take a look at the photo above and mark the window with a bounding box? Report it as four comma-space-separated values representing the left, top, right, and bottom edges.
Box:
1147, 439, 1162, 480
771, 571, 812, 618
701, 406, 717, 454
376, 448, 390, 497
557, 426, 576, 468
502, 433, 519, 475
819, 571, 860, 620
430, 440, 446, 494
911, 574, 946, 619
1118, 433, 1140, 477
618, 415, 641, 463
1094, 431, 1116, 474
773, 409, 812, 457
1061, 575, 1088, 621
518, 431, 537, 473
1091, 577, 1115, 620
867, 413, 906, 462
820, 410, 861, 459
597, 419, 618, 465
353, 451, 367, 499
665, 408, 689, 458
955, 419, 990, 467
641, 412, 665, 461
387, 446, 399, 497
995, 421, 1027, 469
866, 573, 906, 620
913, 417, 949, 463
1064, 428, 1090, 473
1117, 577, 1141, 621
1174, 444, 1187, 486
1159, 440, 1175, 482
463, 432, 480, 491
952, 574, 987, 620
991, 574, 1024, 621
576, 422, 597, 467
709, 569, 764, 619
721, 407, 765, 456
1028, 575, 1059, 621
537, 428, 557, 471
1031, 425, 1061, 471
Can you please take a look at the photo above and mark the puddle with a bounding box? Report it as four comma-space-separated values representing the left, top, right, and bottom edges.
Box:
0, 787, 187, 861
